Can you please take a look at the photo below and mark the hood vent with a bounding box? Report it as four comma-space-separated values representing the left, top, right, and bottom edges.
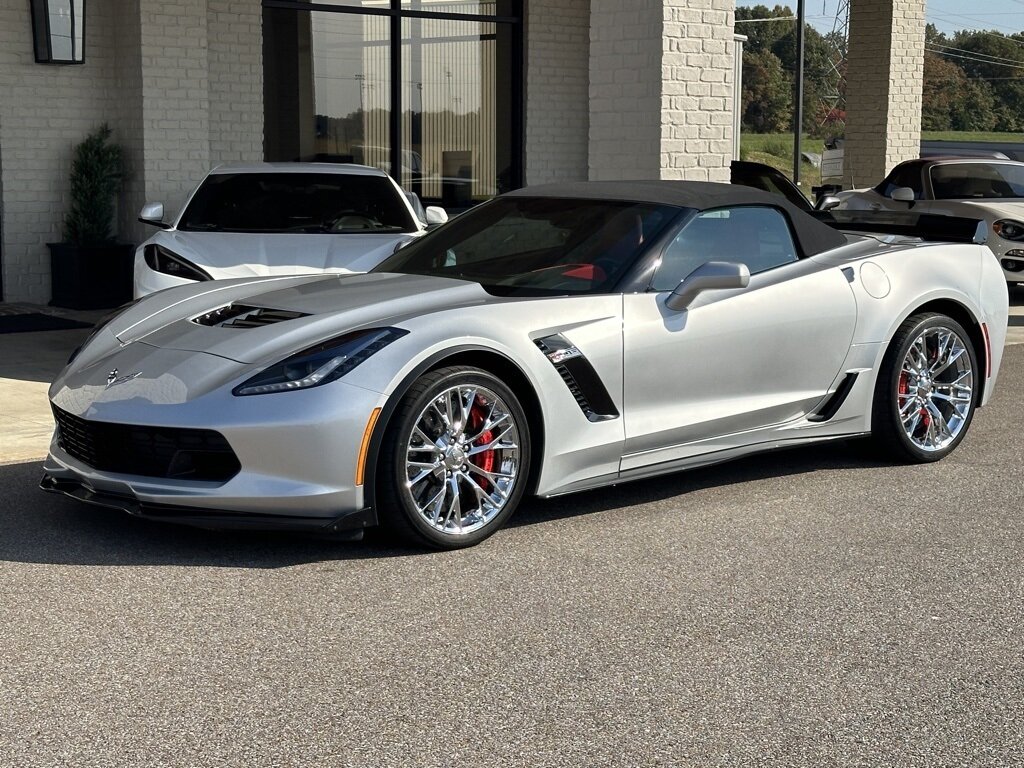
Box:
193, 304, 310, 329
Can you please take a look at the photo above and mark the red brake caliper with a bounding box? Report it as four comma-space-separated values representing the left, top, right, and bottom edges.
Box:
900, 371, 929, 434
468, 395, 496, 491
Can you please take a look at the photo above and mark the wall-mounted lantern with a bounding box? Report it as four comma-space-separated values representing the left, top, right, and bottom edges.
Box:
30, 0, 85, 64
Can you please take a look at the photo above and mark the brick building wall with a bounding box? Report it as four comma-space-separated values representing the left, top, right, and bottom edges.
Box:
0, 0, 264, 303
208, 2, 265, 170
0, 0, 122, 302
843, 0, 926, 188
588, 0, 734, 183
524, 0, 590, 185
660, 0, 735, 181
139, 0, 211, 223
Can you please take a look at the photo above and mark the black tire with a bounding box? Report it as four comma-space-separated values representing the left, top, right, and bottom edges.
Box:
871, 312, 978, 463
376, 366, 531, 549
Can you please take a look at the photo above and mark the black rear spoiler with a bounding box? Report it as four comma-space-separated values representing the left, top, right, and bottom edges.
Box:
812, 211, 988, 245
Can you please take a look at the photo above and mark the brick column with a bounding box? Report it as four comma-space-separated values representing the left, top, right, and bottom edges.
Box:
138, 0, 211, 220
588, 0, 735, 182
843, 0, 925, 189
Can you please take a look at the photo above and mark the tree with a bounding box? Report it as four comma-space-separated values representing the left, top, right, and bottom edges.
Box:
742, 49, 792, 132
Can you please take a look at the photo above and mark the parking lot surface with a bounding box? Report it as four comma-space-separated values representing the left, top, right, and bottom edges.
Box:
1, 343, 1022, 766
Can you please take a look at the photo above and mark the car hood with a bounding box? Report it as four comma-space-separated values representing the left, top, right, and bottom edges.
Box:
149, 230, 415, 276
943, 200, 1024, 220
111, 272, 496, 365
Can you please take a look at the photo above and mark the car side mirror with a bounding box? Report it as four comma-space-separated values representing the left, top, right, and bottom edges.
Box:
424, 206, 449, 227
138, 202, 170, 229
665, 261, 750, 312
816, 195, 842, 212
891, 187, 915, 205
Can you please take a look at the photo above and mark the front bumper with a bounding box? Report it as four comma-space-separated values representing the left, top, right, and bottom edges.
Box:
46, 342, 389, 534
40, 473, 374, 535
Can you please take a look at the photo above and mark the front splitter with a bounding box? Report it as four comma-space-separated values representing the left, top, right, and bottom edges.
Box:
40, 473, 374, 538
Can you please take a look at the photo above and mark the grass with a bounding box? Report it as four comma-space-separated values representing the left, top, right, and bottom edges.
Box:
739, 133, 823, 192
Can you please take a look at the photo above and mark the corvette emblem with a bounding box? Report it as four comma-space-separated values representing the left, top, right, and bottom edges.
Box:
105, 369, 142, 388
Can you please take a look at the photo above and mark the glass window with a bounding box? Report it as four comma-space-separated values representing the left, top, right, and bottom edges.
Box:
263, 1, 522, 204
652, 206, 798, 291
930, 163, 1024, 200
375, 197, 678, 295
401, 16, 514, 206
875, 163, 923, 199
178, 173, 417, 234
264, 8, 391, 166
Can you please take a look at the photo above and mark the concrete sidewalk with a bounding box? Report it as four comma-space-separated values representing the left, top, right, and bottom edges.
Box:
3, 295, 1024, 464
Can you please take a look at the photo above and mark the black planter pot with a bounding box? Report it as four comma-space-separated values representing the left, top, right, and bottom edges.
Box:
48, 242, 135, 310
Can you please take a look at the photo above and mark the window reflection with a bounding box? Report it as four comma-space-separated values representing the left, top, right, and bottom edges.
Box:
402, 17, 513, 205
264, 2, 519, 206
264, 9, 391, 168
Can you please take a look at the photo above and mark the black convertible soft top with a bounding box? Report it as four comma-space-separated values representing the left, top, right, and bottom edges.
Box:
506, 180, 848, 258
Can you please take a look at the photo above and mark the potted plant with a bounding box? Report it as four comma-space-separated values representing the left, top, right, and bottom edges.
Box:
48, 123, 134, 309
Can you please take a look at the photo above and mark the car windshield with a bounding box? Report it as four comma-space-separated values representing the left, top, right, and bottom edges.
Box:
373, 196, 680, 295
930, 163, 1024, 200
178, 172, 417, 234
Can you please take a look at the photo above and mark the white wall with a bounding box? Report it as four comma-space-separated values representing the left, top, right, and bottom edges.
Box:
524, 0, 591, 185
0, 0, 265, 303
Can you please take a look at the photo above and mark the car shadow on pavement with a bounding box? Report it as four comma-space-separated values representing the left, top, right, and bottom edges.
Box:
0, 439, 888, 569
511, 438, 889, 528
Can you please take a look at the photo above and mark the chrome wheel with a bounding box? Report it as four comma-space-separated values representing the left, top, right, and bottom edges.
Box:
402, 384, 521, 535
896, 325, 974, 452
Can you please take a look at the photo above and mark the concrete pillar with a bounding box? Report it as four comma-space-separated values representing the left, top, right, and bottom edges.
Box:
843, 0, 925, 189
588, 0, 736, 183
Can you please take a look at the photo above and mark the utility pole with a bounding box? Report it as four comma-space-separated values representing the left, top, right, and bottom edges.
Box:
793, 0, 805, 186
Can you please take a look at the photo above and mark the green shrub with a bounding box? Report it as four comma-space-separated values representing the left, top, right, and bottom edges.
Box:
63, 123, 124, 245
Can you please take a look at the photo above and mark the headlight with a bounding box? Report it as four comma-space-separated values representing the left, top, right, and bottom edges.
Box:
233, 328, 408, 396
144, 244, 212, 281
993, 219, 1024, 241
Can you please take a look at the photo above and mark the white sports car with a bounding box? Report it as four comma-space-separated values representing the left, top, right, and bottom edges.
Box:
44, 181, 1009, 549
832, 157, 1024, 283
134, 163, 448, 297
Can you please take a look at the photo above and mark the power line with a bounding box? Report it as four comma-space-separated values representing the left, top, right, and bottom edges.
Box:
926, 44, 1024, 70
928, 42, 1024, 66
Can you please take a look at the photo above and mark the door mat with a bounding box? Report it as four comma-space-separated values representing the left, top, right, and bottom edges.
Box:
0, 313, 94, 334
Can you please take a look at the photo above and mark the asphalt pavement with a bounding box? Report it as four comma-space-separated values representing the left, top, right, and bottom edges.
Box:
1, 348, 1022, 765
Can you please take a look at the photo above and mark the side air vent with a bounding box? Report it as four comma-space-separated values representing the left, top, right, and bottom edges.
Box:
193, 304, 310, 329
808, 372, 859, 422
534, 335, 619, 422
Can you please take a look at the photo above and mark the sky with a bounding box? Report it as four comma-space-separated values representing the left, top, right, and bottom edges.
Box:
735, 0, 1024, 36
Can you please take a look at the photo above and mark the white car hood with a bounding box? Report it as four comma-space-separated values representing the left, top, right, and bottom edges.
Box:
946, 200, 1024, 220
149, 230, 415, 277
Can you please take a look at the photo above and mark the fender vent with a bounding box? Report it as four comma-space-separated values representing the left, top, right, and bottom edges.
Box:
193, 304, 309, 328
534, 335, 619, 422
808, 372, 859, 422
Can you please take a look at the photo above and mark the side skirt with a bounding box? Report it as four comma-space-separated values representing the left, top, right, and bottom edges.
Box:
539, 431, 869, 499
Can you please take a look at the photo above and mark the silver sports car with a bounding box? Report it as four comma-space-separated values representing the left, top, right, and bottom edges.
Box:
42, 182, 1009, 549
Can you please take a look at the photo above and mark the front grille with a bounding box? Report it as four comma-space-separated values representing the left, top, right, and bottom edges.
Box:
52, 406, 241, 482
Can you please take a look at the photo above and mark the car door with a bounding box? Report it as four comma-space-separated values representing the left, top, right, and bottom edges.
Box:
621, 206, 858, 471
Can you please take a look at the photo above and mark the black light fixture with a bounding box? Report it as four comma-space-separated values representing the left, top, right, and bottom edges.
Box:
30, 0, 85, 64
